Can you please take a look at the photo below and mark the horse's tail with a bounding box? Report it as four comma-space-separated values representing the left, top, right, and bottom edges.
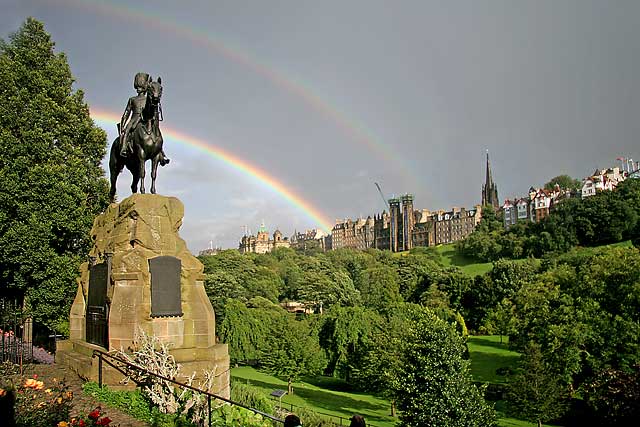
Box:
109, 137, 124, 201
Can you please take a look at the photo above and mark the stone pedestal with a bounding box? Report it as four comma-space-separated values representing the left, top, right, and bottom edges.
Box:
56, 194, 229, 397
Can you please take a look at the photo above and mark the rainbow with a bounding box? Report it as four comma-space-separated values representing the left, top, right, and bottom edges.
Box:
91, 108, 333, 232
62, 0, 416, 183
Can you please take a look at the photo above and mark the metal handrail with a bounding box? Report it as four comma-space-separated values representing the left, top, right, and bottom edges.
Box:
92, 349, 284, 425
270, 397, 384, 427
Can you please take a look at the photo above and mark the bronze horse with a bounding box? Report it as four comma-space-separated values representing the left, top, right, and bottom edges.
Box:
108, 77, 165, 201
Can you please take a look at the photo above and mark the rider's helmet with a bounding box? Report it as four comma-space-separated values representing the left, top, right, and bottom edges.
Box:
134, 72, 150, 93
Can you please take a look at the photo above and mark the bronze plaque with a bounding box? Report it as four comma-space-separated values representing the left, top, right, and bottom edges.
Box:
149, 256, 182, 317
87, 263, 108, 307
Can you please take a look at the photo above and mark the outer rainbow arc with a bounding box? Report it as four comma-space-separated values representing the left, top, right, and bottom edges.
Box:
91, 108, 333, 233
64, 0, 416, 185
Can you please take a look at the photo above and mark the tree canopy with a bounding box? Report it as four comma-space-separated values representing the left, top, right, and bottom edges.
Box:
0, 18, 109, 331
458, 178, 640, 262
544, 174, 581, 191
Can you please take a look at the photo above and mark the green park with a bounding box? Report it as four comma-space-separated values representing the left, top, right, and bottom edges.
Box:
2, 9, 640, 427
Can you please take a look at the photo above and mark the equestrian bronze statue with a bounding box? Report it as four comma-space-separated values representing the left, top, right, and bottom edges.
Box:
109, 72, 170, 201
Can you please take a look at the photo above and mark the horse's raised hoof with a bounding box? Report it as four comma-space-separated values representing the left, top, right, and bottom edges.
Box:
160, 156, 170, 166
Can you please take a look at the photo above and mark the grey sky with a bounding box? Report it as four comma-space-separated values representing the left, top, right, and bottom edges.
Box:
1, 0, 638, 250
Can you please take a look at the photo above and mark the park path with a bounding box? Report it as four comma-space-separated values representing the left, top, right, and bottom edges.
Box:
28, 363, 148, 427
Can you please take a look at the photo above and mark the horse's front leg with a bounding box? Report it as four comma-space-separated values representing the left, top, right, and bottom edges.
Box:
131, 159, 140, 194
138, 147, 146, 194
150, 155, 160, 194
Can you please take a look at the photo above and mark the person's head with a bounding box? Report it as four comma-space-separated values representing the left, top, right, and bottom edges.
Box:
284, 414, 302, 427
133, 72, 150, 94
350, 414, 366, 427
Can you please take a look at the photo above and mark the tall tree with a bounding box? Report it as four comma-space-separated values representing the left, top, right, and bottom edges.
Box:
0, 19, 109, 331
358, 266, 402, 311
393, 306, 496, 427
260, 315, 326, 394
506, 342, 568, 427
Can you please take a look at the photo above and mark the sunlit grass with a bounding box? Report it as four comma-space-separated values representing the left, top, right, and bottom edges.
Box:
231, 337, 559, 427
434, 244, 494, 276
231, 366, 396, 427
467, 335, 520, 384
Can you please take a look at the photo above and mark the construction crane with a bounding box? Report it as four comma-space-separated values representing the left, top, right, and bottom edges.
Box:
375, 182, 389, 209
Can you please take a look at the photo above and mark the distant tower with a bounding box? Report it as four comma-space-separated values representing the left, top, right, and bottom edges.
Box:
389, 198, 401, 252
257, 221, 269, 241
482, 151, 500, 210
401, 194, 414, 251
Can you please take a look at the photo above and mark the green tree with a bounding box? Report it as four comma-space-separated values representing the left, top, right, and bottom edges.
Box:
544, 174, 581, 191
358, 266, 402, 311
217, 299, 269, 363
260, 315, 326, 394
318, 306, 381, 379
350, 305, 410, 417
506, 342, 568, 427
476, 204, 503, 232
0, 19, 109, 332
393, 306, 496, 427
484, 298, 517, 343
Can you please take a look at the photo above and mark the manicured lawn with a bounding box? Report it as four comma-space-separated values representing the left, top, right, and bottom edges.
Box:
468, 335, 520, 384
435, 244, 494, 276
231, 366, 396, 427
468, 336, 559, 426
231, 336, 557, 427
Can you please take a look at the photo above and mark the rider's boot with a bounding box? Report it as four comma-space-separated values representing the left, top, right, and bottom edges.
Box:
119, 135, 128, 158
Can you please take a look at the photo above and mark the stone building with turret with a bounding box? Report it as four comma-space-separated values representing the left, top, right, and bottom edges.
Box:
334, 195, 482, 253
239, 222, 290, 254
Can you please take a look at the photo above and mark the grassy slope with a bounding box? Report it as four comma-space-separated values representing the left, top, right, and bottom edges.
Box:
434, 243, 494, 276
231, 366, 396, 427
434, 240, 633, 277
231, 336, 550, 427
467, 335, 520, 384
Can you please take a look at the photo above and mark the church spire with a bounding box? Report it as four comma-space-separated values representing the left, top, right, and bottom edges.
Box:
485, 150, 492, 187
482, 150, 499, 210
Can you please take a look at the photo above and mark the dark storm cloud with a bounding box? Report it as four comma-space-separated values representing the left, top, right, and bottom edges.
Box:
1, 0, 638, 250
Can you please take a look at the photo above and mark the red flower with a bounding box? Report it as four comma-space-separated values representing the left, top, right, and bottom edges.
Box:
88, 410, 100, 420
79, 420, 86, 427
96, 417, 112, 426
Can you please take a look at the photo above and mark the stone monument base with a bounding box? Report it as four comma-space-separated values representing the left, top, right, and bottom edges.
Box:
55, 194, 230, 397
56, 339, 230, 394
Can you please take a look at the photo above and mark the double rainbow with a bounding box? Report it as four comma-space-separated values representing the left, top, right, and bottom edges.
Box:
64, 0, 415, 182
91, 108, 333, 232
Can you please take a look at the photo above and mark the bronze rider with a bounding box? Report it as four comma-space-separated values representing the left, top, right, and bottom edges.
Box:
120, 72, 169, 165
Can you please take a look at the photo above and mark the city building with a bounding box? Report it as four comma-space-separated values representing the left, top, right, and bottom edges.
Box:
290, 229, 329, 252
331, 216, 375, 250
481, 151, 500, 210
332, 195, 482, 252
239, 222, 290, 254
430, 207, 482, 245
581, 167, 626, 199
198, 247, 223, 256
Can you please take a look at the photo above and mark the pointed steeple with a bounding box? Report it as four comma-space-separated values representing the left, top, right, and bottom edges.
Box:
485, 150, 492, 188
482, 150, 499, 209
